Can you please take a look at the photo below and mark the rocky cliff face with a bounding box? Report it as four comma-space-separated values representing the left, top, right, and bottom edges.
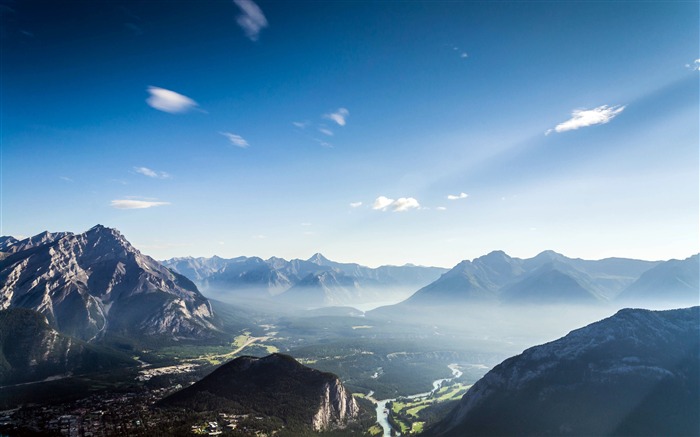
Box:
431, 306, 700, 436
0, 225, 219, 342
312, 378, 360, 431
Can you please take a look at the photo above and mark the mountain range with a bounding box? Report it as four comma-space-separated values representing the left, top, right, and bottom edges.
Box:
162, 252, 447, 307
0, 225, 220, 344
430, 306, 700, 436
2, 226, 696, 332
386, 250, 698, 310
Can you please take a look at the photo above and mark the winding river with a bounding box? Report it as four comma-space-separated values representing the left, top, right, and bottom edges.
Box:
373, 364, 464, 437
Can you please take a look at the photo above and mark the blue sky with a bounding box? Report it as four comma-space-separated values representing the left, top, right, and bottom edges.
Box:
2, 0, 698, 267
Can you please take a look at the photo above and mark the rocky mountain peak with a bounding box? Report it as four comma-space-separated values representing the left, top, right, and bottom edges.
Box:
0, 225, 220, 343
308, 252, 332, 265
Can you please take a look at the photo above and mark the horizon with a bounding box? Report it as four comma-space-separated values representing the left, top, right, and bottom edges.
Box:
3, 223, 696, 269
2, 0, 698, 268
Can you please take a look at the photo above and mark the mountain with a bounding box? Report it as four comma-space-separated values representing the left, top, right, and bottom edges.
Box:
160, 255, 231, 282
278, 270, 363, 307
0, 308, 135, 385
0, 236, 19, 253
384, 251, 658, 310
499, 264, 603, 304
430, 306, 700, 436
0, 225, 220, 343
159, 353, 360, 432
618, 254, 699, 306
162, 253, 447, 306
400, 251, 521, 306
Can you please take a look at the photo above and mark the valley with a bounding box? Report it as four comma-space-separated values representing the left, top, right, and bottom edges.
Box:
0, 226, 697, 436
0, 303, 511, 436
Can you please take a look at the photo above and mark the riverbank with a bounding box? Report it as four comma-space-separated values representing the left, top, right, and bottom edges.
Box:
366, 363, 471, 437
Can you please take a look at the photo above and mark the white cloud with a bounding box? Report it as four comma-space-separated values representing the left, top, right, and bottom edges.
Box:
252, 234, 267, 239
59, 176, 73, 182
146, 86, 198, 113
293, 121, 310, 129
316, 139, 333, 148
110, 199, 170, 209
546, 104, 625, 135
220, 132, 250, 148
324, 108, 349, 126
447, 192, 468, 200
349, 201, 363, 208
436, 206, 447, 211
318, 127, 334, 136
372, 196, 394, 210
372, 196, 420, 212
233, 0, 268, 41
686, 59, 700, 71
134, 166, 170, 179
460, 52, 468, 58
392, 197, 421, 212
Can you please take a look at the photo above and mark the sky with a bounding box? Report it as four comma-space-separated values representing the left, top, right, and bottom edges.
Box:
1, 0, 698, 268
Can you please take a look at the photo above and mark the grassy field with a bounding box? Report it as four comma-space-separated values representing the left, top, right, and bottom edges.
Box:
387, 381, 471, 434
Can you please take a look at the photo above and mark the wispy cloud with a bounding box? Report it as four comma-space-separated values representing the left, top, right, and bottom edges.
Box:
220, 132, 250, 148
59, 176, 73, 182
686, 59, 700, 71
233, 0, 268, 41
349, 201, 363, 208
110, 199, 170, 209
134, 166, 170, 179
452, 46, 468, 59
293, 121, 310, 129
146, 86, 199, 114
436, 206, 447, 211
447, 192, 468, 200
546, 104, 625, 135
316, 139, 333, 148
318, 127, 334, 136
372, 196, 420, 212
324, 108, 349, 126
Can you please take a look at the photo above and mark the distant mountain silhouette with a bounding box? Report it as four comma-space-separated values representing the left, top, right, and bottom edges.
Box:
380, 250, 661, 310
618, 254, 699, 305
162, 253, 447, 307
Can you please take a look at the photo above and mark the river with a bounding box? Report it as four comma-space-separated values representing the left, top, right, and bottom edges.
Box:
373, 364, 464, 437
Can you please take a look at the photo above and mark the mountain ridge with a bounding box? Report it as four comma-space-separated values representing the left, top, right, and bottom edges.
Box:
0, 225, 220, 344
431, 306, 700, 436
